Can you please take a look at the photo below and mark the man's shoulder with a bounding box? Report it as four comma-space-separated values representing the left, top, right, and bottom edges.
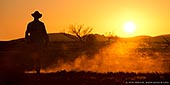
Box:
28, 20, 44, 25
39, 21, 44, 24
28, 21, 34, 25
28, 21, 32, 25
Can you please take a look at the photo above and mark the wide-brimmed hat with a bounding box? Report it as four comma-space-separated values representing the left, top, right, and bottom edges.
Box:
31, 11, 42, 18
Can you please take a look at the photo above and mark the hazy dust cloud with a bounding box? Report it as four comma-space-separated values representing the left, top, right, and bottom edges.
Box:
42, 41, 170, 73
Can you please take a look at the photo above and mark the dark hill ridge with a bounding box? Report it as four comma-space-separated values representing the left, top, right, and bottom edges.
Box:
0, 33, 109, 44
0, 33, 77, 48
49, 33, 108, 42
48, 33, 77, 42
120, 34, 170, 43
1, 33, 170, 43
120, 35, 151, 42
155, 34, 170, 38
1, 33, 170, 51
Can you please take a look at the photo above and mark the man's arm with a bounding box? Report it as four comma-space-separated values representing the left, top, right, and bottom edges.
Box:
42, 23, 49, 45
25, 24, 30, 43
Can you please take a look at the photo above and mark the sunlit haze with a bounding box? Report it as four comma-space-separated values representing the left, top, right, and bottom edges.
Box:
1, 0, 170, 40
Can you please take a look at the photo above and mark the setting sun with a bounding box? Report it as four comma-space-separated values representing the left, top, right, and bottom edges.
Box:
123, 22, 136, 34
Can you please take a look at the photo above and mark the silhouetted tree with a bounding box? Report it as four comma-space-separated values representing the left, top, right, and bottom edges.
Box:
105, 32, 119, 42
67, 24, 93, 43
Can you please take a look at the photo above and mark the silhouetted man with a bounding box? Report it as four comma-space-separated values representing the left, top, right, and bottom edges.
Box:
25, 11, 49, 75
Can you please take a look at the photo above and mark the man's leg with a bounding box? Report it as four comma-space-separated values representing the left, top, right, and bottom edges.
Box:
35, 52, 41, 76
32, 52, 41, 76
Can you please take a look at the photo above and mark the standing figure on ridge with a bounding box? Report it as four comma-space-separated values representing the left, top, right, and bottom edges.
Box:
25, 11, 49, 75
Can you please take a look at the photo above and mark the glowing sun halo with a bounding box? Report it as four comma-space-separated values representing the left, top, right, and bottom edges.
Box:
123, 22, 136, 34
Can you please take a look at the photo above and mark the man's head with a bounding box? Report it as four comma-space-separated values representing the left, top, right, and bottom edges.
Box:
31, 11, 42, 19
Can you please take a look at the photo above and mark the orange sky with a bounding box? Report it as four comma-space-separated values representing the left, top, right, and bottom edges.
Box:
0, 0, 170, 40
